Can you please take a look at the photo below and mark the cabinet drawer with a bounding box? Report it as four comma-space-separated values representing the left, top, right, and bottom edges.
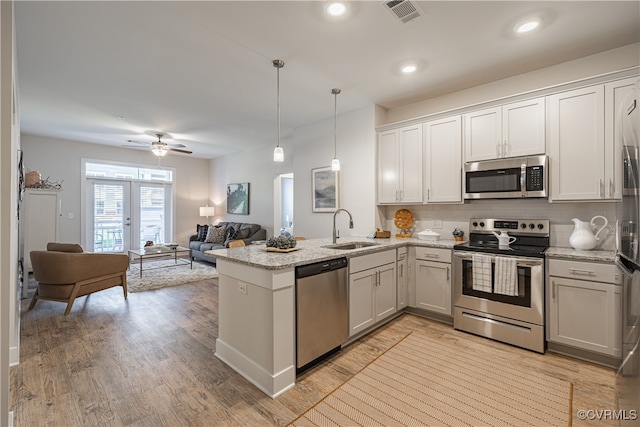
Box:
350, 249, 396, 274
548, 259, 621, 284
415, 247, 451, 263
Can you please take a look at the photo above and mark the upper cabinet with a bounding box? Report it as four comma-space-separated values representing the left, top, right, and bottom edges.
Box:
464, 98, 545, 162
423, 116, 462, 203
378, 124, 423, 204
548, 78, 637, 201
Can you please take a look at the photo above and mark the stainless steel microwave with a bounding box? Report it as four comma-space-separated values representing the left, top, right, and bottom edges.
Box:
464, 155, 547, 200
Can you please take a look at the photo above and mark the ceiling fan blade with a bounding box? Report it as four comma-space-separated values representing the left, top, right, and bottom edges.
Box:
169, 147, 192, 154
126, 139, 152, 145
122, 145, 148, 149
168, 143, 186, 148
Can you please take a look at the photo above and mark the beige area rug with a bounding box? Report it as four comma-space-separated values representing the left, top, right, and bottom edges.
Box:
126, 260, 218, 292
290, 332, 573, 427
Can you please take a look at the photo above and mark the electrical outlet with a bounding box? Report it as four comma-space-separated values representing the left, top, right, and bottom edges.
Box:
237, 282, 247, 295
432, 219, 443, 229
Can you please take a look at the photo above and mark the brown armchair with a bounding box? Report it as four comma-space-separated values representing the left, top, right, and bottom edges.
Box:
29, 243, 129, 315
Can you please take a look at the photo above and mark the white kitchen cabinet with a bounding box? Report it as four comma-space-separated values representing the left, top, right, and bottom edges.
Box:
548, 85, 606, 201
397, 247, 408, 310
21, 189, 61, 275
349, 250, 397, 337
377, 125, 423, 204
604, 77, 639, 200
413, 247, 452, 316
547, 258, 621, 358
464, 98, 545, 162
423, 116, 462, 203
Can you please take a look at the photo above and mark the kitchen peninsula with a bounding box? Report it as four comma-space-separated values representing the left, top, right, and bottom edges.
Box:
207, 237, 456, 398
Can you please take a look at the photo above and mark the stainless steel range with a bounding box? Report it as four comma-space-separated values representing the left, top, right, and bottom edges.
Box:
453, 218, 550, 353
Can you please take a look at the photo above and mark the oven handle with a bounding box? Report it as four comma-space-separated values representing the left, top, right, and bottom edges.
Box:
453, 251, 543, 267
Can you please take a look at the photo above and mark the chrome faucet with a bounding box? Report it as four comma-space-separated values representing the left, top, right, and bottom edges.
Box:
332, 209, 354, 244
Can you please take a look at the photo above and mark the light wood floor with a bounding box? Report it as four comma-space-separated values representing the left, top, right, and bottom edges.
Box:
11, 276, 619, 426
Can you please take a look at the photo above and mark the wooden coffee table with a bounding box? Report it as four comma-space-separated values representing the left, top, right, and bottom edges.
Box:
128, 246, 192, 277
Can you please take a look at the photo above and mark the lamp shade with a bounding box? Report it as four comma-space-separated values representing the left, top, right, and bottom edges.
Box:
199, 206, 215, 217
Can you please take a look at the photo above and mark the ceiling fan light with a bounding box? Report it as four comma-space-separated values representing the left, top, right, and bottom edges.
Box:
331, 157, 341, 171
152, 146, 168, 157
273, 145, 284, 162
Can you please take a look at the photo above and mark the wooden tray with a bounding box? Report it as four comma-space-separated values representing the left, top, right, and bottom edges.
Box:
265, 247, 300, 253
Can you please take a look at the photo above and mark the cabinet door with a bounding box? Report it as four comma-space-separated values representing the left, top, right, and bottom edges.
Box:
464, 107, 501, 161
349, 270, 375, 336
604, 77, 639, 200
415, 260, 452, 315
398, 125, 423, 203
548, 276, 621, 357
23, 190, 60, 272
375, 263, 397, 322
548, 85, 605, 200
377, 130, 399, 204
424, 116, 462, 203
502, 98, 545, 158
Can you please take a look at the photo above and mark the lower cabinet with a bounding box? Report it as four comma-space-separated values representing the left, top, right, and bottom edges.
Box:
413, 247, 452, 316
547, 258, 621, 358
349, 250, 397, 337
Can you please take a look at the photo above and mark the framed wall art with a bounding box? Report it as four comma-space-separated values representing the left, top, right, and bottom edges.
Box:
312, 166, 339, 213
227, 182, 250, 215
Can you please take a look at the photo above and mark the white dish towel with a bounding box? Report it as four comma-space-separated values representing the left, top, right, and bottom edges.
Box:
472, 254, 493, 293
494, 256, 517, 296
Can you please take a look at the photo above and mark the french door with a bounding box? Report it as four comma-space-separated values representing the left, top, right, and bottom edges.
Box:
86, 179, 172, 253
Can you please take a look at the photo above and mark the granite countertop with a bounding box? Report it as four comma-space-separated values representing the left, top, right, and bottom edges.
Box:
206, 237, 459, 270
545, 246, 616, 263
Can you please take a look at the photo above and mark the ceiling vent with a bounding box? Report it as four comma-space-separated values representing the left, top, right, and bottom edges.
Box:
381, 0, 424, 24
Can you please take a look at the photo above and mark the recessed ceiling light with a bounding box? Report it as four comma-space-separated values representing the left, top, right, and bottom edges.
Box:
326, 2, 346, 16
514, 18, 540, 34
401, 64, 418, 74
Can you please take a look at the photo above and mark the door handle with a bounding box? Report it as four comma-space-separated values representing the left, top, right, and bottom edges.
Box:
496, 141, 501, 157
600, 179, 604, 198
503, 141, 508, 157
446, 266, 450, 281
552, 280, 556, 299
610, 178, 614, 197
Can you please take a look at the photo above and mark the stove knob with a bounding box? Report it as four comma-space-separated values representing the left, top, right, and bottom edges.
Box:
537, 223, 544, 230
520, 223, 527, 229
529, 223, 535, 229
472, 221, 478, 227
479, 222, 485, 227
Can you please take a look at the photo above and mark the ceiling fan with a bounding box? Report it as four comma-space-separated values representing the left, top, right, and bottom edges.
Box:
123, 132, 192, 156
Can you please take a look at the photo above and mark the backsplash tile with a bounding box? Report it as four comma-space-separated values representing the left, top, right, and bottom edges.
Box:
380, 199, 618, 250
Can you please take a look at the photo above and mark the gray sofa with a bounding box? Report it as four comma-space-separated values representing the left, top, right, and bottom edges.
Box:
189, 221, 266, 264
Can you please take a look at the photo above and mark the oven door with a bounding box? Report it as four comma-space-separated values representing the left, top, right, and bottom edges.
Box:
453, 251, 544, 326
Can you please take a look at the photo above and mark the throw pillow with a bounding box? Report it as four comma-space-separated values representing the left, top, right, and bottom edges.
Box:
47, 242, 84, 253
196, 224, 209, 241
205, 226, 226, 244
224, 227, 239, 247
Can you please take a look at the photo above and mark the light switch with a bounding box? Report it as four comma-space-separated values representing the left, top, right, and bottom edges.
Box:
68, 212, 74, 219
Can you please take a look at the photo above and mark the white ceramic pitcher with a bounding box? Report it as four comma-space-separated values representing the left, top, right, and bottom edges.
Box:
569, 216, 608, 250
492, 230, 516, 247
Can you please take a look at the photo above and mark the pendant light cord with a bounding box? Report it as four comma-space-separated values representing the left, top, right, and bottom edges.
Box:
273, 59, 284, 149
332, 88, 341, 158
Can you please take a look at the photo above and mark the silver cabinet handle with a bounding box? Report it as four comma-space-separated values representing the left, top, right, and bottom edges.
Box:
496, 141, 501, 157
552, 280, 556, 299
377, 270, 381, 286
421, 253, 440, 259
610, 178, 614, 197
600, 179, 604, 198
503, 141, 508, 157
446, 266, 450, 281
400, 264, 404, 277
568, 268, 595, 276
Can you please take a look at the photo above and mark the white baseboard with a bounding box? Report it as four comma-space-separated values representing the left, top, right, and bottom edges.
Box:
9, 346, 18, 367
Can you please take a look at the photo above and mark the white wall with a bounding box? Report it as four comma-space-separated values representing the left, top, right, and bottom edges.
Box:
381, 43, 640, 126
210, 105, 377, 239
20, 134, 211, 247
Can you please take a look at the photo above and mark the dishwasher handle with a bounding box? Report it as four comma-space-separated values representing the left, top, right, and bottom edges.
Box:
296, 257, 348, 278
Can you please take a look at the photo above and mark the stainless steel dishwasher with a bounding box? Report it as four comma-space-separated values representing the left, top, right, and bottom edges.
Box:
295, 257, 348, 372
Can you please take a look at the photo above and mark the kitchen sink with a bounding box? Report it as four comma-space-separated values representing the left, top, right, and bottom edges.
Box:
323, 241, 380, 250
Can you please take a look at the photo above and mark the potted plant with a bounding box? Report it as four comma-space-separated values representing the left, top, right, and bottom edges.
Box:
453, 228, 465, 242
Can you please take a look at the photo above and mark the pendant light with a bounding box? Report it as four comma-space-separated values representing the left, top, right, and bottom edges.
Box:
273, 59, 285, 162
331, 88, 341, 171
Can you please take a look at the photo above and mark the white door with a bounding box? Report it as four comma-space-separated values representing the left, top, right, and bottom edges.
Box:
135, 182, 172, 249
87, 180, 132, 253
